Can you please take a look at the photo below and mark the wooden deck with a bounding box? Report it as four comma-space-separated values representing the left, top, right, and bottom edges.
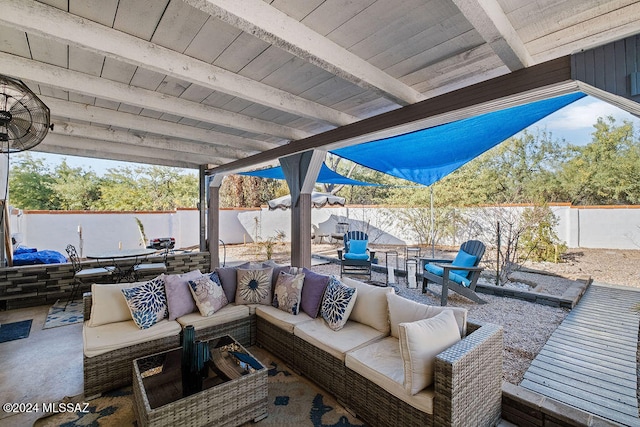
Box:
522, 282, 640, 426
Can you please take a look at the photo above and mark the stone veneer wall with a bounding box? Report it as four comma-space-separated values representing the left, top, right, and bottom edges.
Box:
0, 252, 210, 310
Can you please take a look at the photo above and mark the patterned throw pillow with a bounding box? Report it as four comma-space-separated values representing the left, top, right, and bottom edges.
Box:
121, 276, 168, 329
272, 271, 305, 314
188, 272, 229, 317
235, 267, 274, 305
321, 276, 358, 331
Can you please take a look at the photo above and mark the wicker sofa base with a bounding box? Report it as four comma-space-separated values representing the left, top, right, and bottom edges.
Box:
259, 319, 503, 427
83, 293, 256, 397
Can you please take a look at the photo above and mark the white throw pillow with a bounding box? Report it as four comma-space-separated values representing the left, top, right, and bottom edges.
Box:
341, 276, 394, 334
398, 310, 462, 395
87, 281, 149, 327
386, 292, 467, 338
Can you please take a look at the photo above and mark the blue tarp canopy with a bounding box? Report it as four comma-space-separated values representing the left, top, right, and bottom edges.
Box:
240, 162, 379, 186
331, 92, 585, 186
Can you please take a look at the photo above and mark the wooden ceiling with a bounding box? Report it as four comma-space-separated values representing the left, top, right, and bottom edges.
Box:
1, 0, 639, 170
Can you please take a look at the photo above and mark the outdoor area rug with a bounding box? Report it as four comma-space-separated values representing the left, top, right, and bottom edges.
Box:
35, 347, 366, 427
43, 299, 83, 329
0, 319, 33, 343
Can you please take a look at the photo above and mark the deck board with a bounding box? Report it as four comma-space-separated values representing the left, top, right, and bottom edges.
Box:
522, 282, 640, 426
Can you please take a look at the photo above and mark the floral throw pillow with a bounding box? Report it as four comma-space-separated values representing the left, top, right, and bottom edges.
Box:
321, 276, 358, 331
121, 276, 168, 329
188, 272, 229, 317
272, 271, 305, 315
235, 267, 274, 305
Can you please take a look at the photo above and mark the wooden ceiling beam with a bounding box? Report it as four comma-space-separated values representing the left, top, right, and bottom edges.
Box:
50, 120, 240, 163
183, 0, 426, 106
452, 0, 533, 70
207, 56, 575, 175
0, 53, 302, 141
38, 134, 212, 169
0, 0, 357, 126
41, 97, 275, 154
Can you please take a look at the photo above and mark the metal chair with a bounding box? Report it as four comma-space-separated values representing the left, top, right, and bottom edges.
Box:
337, 231, 375, 279
65, 244, 113, 310
133, 240, 170, 280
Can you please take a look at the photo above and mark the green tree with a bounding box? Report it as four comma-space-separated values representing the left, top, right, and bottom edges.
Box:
559, 117, 640, 205
52, 160, 102, 210
8, 153, 60, 209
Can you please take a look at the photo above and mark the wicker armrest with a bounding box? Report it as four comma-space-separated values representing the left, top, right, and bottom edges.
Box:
433, 322, 503, 426
83, 292, 93, 320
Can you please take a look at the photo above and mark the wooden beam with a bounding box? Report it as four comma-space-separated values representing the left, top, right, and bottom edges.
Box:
0, 0, 358, 126
39, 133, 215, 169
51, 120, 241, 162
452, 0, 533, 70
0, 52, 306, 141
208, 56, 576, 175
183, 0, 426, 106
42, 97, 275, 154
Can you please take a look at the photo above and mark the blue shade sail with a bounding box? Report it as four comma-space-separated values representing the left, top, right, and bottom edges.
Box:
331, 93, 586, 186
240, 162, 379, 186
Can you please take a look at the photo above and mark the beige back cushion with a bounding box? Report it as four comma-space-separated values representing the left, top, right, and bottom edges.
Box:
342, 277, 395, 334
398, 310, 462, 395
386, 293, 467, 338
87, 281, 146, 327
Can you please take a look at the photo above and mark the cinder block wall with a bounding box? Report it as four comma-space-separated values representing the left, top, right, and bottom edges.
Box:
0, 252, 211, 310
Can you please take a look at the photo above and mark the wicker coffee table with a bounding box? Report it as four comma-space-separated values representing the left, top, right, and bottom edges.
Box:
132, 335, 268, 427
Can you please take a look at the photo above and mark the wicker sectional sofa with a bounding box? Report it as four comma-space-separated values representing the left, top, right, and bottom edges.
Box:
82, 268, 503, 426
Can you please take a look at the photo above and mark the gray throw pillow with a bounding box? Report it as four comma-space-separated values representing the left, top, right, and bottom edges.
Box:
215, 262, 250, 303
300, 268, 330, 318
164, 270, 203, 320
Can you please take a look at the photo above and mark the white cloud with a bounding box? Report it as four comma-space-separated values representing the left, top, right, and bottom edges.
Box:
541, 97, 638, 131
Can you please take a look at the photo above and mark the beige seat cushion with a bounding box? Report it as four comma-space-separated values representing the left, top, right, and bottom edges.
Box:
398, 310, 462, 395
83, 319, 180, 358
294, 318, 386, 361
87, 282, 147, 327
386, 292, 467, 338
255, 305, 313, 334
341, 277, 394, 334
345, 337, 434, 414
176, 303, 250, 330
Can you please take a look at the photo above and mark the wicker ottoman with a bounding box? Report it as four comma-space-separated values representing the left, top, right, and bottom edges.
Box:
132, 335, 268, 427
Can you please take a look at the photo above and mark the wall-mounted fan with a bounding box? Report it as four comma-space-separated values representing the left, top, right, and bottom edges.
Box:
0, 75, 51, 153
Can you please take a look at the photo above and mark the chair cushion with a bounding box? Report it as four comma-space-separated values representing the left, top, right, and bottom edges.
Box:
294, 318, 386, 361
345, 337, 435, 414
341, 277, 394, 334
451, 249, 477, 278
165, 269, 203, 320
320, 276, 357, 331
348, 239, 368, 254
386, 293, 467, 338
424, 264, 471, 287
300, 268, 330, 318
88, 281, 146, 327
215, 262, 250, 303
83, 319, 181, 358
343, 253, 369, 260
121, 276, 168, 329
272, 271, 305, 315
235, 267, 274, 305
176, 303, 249, 330
188, 273, 228, 316
256, 305, 313, 334
398, 310, 462, 394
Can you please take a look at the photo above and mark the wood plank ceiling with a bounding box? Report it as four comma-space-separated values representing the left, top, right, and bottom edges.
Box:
0, 0, 639, 170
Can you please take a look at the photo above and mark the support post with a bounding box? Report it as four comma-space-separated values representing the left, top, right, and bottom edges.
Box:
199, 165, 207, 252
207, 175, 224, 270
280, 150, 324, 268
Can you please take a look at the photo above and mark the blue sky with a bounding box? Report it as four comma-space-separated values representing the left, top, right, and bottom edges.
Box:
20, 95, 640, 176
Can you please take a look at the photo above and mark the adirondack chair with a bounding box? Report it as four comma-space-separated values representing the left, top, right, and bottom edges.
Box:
421, 240, 487, 306
337, 231, 375, 279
